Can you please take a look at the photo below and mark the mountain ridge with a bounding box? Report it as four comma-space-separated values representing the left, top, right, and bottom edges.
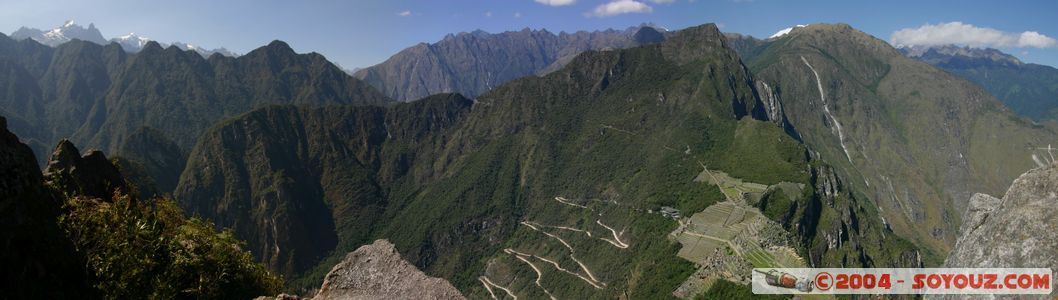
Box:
354, 24, 669, 101
900, 44, 1058, 121
0, 32, 391, 198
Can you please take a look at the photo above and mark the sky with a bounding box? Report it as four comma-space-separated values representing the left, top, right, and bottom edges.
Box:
2, 0, 1058, 69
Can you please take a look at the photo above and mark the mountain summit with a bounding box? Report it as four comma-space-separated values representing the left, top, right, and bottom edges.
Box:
900, 44, 1023, 66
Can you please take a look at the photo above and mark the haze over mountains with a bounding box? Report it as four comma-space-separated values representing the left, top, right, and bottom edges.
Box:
3, 15, 1058, 299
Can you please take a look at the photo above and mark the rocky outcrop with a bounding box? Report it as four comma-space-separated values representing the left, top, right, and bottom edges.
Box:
956, 193, 1002, 237
313, 240, 465, 300
43, 139, 128, 200
945, 163, 1058, 277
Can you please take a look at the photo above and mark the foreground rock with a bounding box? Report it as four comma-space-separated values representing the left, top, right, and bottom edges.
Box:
944, 162, 1058, 298
312, 240, 465, 300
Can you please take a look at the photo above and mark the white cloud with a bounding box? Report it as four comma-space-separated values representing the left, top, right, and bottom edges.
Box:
891, 22, 1058, 49
484, 11, 493, 17
650, 0, 675, 3
398, 10, 412, 17
535, 0, 576, 6
586, 0, 653, 18
514, 12, 522, 18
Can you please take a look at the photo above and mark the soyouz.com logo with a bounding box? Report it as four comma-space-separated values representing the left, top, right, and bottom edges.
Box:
752, 268, 1053, 295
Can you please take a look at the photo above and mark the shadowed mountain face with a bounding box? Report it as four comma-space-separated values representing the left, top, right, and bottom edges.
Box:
901, 45, 1058, 122
0, 116, 89, 298
0, 33, 390, 194
178, 24, 919, 297
354, 25, 667, 102
176, 93, 473, 279
741, 24, 1058, 259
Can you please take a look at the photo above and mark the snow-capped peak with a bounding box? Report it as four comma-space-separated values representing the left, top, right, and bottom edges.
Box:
28, 20, 107, 46
770, 24, 807, 39
10, 20, 237, 58
111, 33, 153, 52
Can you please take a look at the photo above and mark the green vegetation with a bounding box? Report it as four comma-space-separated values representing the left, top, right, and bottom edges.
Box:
757, 188, 795, 222
60, 194, 282, 299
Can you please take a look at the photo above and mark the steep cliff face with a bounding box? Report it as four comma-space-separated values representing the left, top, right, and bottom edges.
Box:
798, 162, 922, 268
945, 163, 1058, 272
313, 240, 465, 300
354, 25, 666, 101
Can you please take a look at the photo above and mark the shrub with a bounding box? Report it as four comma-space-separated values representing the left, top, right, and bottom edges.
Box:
60, 193, 282, 299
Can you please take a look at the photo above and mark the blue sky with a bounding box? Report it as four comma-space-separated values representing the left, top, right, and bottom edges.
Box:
2, 0, 1057, 69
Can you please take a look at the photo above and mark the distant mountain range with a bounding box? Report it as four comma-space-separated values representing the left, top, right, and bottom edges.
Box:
10, 20, 236, 57
899, 44, 1058, 121
354, 24, 668, 101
